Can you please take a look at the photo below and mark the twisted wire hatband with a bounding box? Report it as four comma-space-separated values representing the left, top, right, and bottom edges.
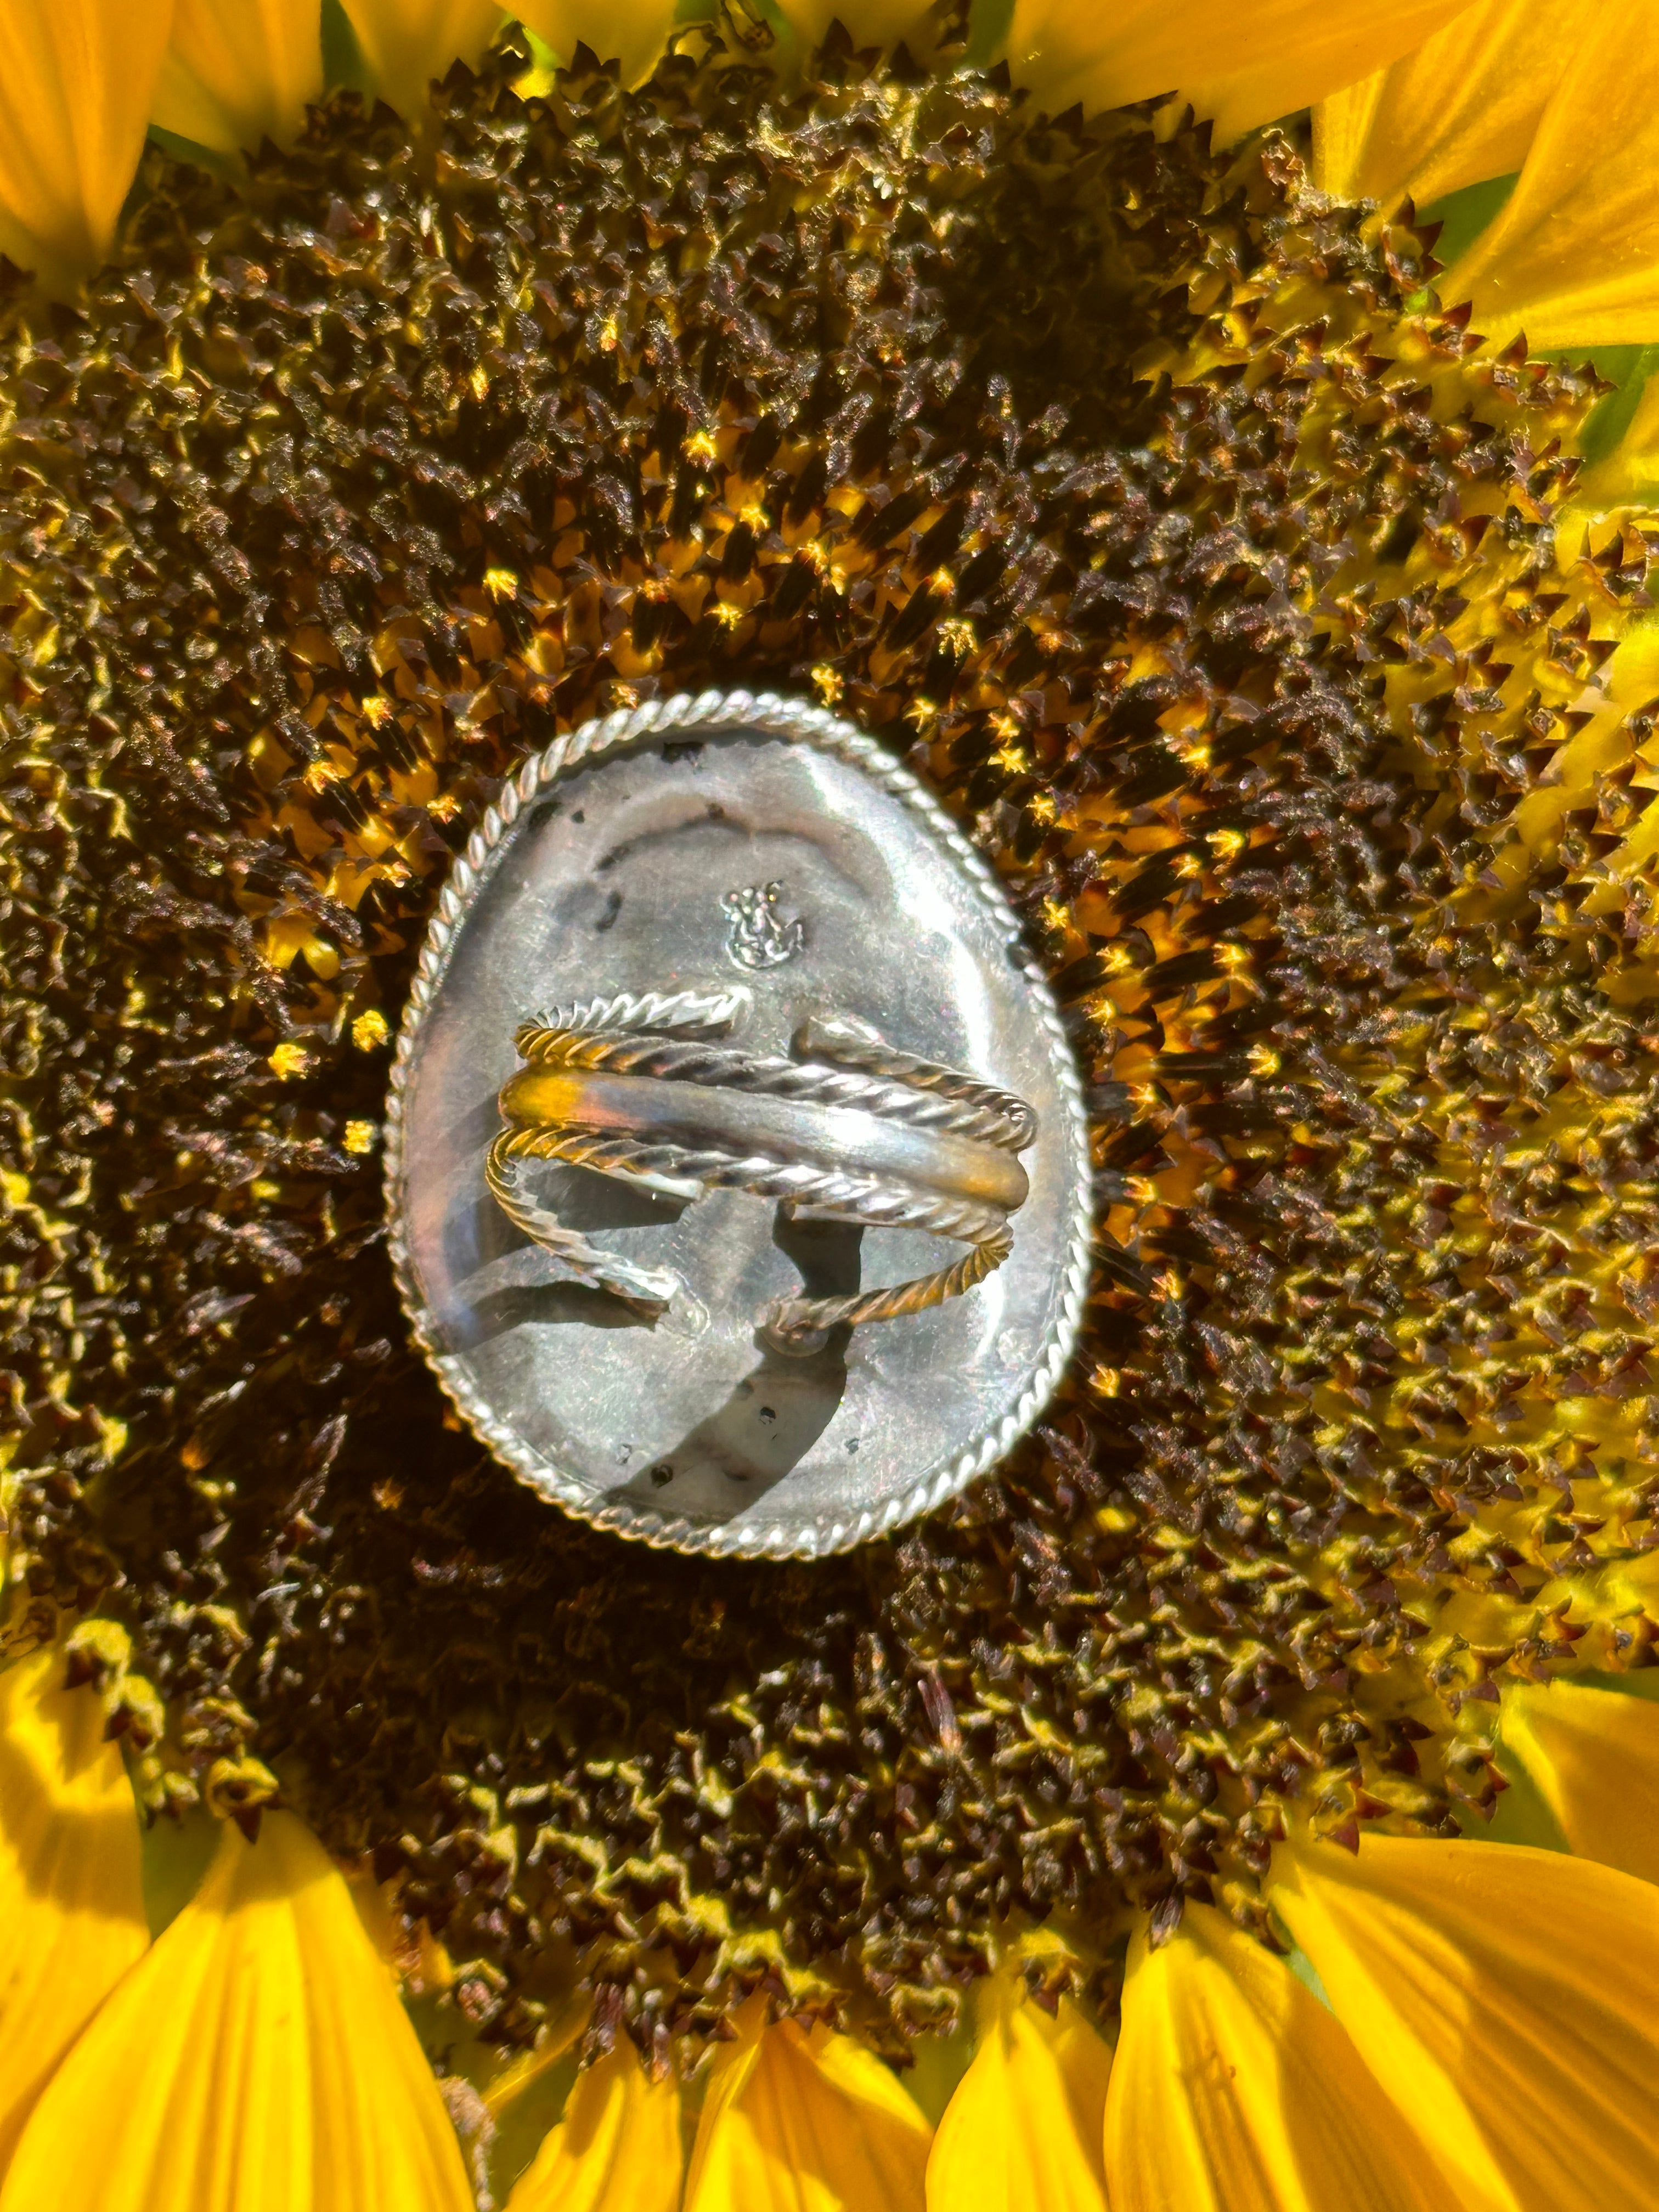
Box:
486, 988, 1036, 1339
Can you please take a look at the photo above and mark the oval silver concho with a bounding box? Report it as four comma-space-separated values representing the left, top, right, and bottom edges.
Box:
385, 690, 1092, 1559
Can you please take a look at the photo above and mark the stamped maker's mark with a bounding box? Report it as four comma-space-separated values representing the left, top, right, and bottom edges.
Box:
723, 881, 806, 971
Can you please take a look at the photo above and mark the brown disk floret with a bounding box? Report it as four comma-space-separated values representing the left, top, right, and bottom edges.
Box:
4, 31, 1659, 2060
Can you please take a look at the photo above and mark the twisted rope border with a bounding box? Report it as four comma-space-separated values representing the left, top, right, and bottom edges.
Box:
384, 687, 1094, 1561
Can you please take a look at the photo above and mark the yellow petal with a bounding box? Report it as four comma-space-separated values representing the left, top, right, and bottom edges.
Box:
0, 1809, 474, 2212
1004, 0, 1473, 143
1442, 15, 1659, 350
1502, 1679, 1659, 1888
0, 1644, 148, 2171
515, 1, 671, 84
151, 0, 323, 155
1104, 1903, 1461, 2212
927, 1982, 1111, 2212
336, 0, 503, 118
0, 0, 173, 293
684, 1999, 932, 2212
1272, 1832, 1659, 2212
505, 2039, 683, 2212
1312, 0, 1589, 211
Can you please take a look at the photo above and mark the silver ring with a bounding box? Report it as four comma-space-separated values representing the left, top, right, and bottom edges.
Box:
384, 687, 1094, 1561
485, 989, 1037, 1344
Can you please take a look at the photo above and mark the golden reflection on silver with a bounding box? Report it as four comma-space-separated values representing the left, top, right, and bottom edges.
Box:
486, 989, 1036, 1346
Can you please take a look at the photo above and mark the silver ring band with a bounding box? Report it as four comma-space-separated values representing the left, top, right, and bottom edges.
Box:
486, 988, 1036, 1340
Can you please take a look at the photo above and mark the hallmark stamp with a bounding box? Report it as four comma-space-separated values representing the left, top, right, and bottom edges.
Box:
723, 881, 805, 970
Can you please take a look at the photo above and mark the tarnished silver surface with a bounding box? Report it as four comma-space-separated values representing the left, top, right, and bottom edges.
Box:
385, 690, 1093, 1559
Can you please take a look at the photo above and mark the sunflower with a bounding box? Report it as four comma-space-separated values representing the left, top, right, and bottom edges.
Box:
6, 1, 1659, 2207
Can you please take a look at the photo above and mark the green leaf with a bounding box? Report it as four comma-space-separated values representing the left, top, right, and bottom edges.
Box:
1422, 172, 1517, 272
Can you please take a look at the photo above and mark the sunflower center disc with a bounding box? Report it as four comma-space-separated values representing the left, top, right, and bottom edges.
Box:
387, 691, 1092, 1557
